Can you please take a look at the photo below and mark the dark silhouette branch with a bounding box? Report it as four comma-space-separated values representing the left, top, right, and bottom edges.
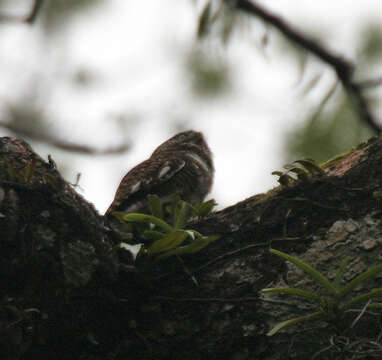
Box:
227, 0, 381, 133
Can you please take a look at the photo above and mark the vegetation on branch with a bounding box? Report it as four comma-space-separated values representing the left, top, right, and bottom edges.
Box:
112, 195, 219, 263
263, 249, 382, 336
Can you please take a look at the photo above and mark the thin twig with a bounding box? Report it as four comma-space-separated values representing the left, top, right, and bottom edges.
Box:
227, 0, 381, 133
350, 299, 372, 328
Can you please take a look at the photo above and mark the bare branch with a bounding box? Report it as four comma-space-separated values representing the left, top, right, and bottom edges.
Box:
226, 0, 381, 133
0, 121, 130, 155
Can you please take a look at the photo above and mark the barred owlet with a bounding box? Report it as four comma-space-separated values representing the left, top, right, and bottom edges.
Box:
105, 130, 214, 218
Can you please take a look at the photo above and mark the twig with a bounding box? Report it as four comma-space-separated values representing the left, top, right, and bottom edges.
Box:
350, 299, 372, 328
227, 0, 381, 133
0, 121, 130, 155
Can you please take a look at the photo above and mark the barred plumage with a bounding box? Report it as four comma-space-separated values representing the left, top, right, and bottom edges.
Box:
105, 130, 214, 217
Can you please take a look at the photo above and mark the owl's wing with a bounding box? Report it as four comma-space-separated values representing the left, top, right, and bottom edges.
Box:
105, 157, 186, 215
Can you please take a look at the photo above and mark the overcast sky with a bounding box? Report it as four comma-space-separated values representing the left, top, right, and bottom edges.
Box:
0, 1, 381, 213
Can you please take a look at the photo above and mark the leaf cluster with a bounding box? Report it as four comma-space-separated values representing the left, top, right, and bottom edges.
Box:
112, 195, 219, 263
272, 158, 325, 186
263, 249, 382, 336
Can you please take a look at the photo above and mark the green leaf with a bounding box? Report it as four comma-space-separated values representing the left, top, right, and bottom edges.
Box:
340, 288, 382, 312
267, 312, 324, 336
262, 287, 321, 303
333, 256, 351, 290
155, 235, 219, 261
270, 249, 338, 295
113, 212, 173, 233
194, 199, 217, 218
174, 201, 191, 229
293, 159, 325, 175
288, 167, 309, 180
147, 231, 189, 256
143, 230, 165, 242
278, 173, 294, 186
166, 194, 182, 222
147, 194, 163, 219
338, 264, 382, 298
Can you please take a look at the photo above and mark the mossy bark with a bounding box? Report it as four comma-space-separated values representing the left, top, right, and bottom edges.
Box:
1, 135, 382, 360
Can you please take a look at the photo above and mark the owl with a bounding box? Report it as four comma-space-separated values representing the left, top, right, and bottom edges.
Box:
105, 130, 214, 218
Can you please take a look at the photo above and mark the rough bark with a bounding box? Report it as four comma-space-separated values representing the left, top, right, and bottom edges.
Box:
1, 134, 382, 360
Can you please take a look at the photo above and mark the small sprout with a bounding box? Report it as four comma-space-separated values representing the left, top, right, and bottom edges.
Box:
193, 199, 218, 218
292, 159, 325, 176
272, 158, 325, 186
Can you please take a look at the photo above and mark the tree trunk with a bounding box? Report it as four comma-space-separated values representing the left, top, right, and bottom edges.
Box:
1, 135, 382, 360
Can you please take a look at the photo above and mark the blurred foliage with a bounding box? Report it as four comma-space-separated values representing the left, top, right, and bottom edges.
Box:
40, 0, 104, 32
185, 47, 231, 98
197, 0, 238, 44
293, 97, 373, 163
359, 23, 382, 62
285, 95, 374, 163
5, 96, 47, 134
285, 24, 382, 164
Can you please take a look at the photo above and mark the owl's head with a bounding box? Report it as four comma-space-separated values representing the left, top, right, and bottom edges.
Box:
151, 131, 212, 165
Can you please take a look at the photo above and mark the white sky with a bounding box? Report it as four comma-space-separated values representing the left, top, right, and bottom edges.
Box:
0, 0, 381, 213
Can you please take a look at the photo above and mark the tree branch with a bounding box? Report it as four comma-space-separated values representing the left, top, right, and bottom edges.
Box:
0, 121, 130, 155
227, 0, 381, 133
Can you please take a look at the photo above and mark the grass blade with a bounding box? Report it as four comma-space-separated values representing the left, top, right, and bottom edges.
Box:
333, 256, 350, 290
338, 264, 382, 298
267, 312, 324, 336
340, 288, 382, 312
270, 249, 338, 295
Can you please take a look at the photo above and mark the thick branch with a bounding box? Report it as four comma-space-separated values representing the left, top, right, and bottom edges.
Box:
0, 121, 130, 154
1, 134, 382, 359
